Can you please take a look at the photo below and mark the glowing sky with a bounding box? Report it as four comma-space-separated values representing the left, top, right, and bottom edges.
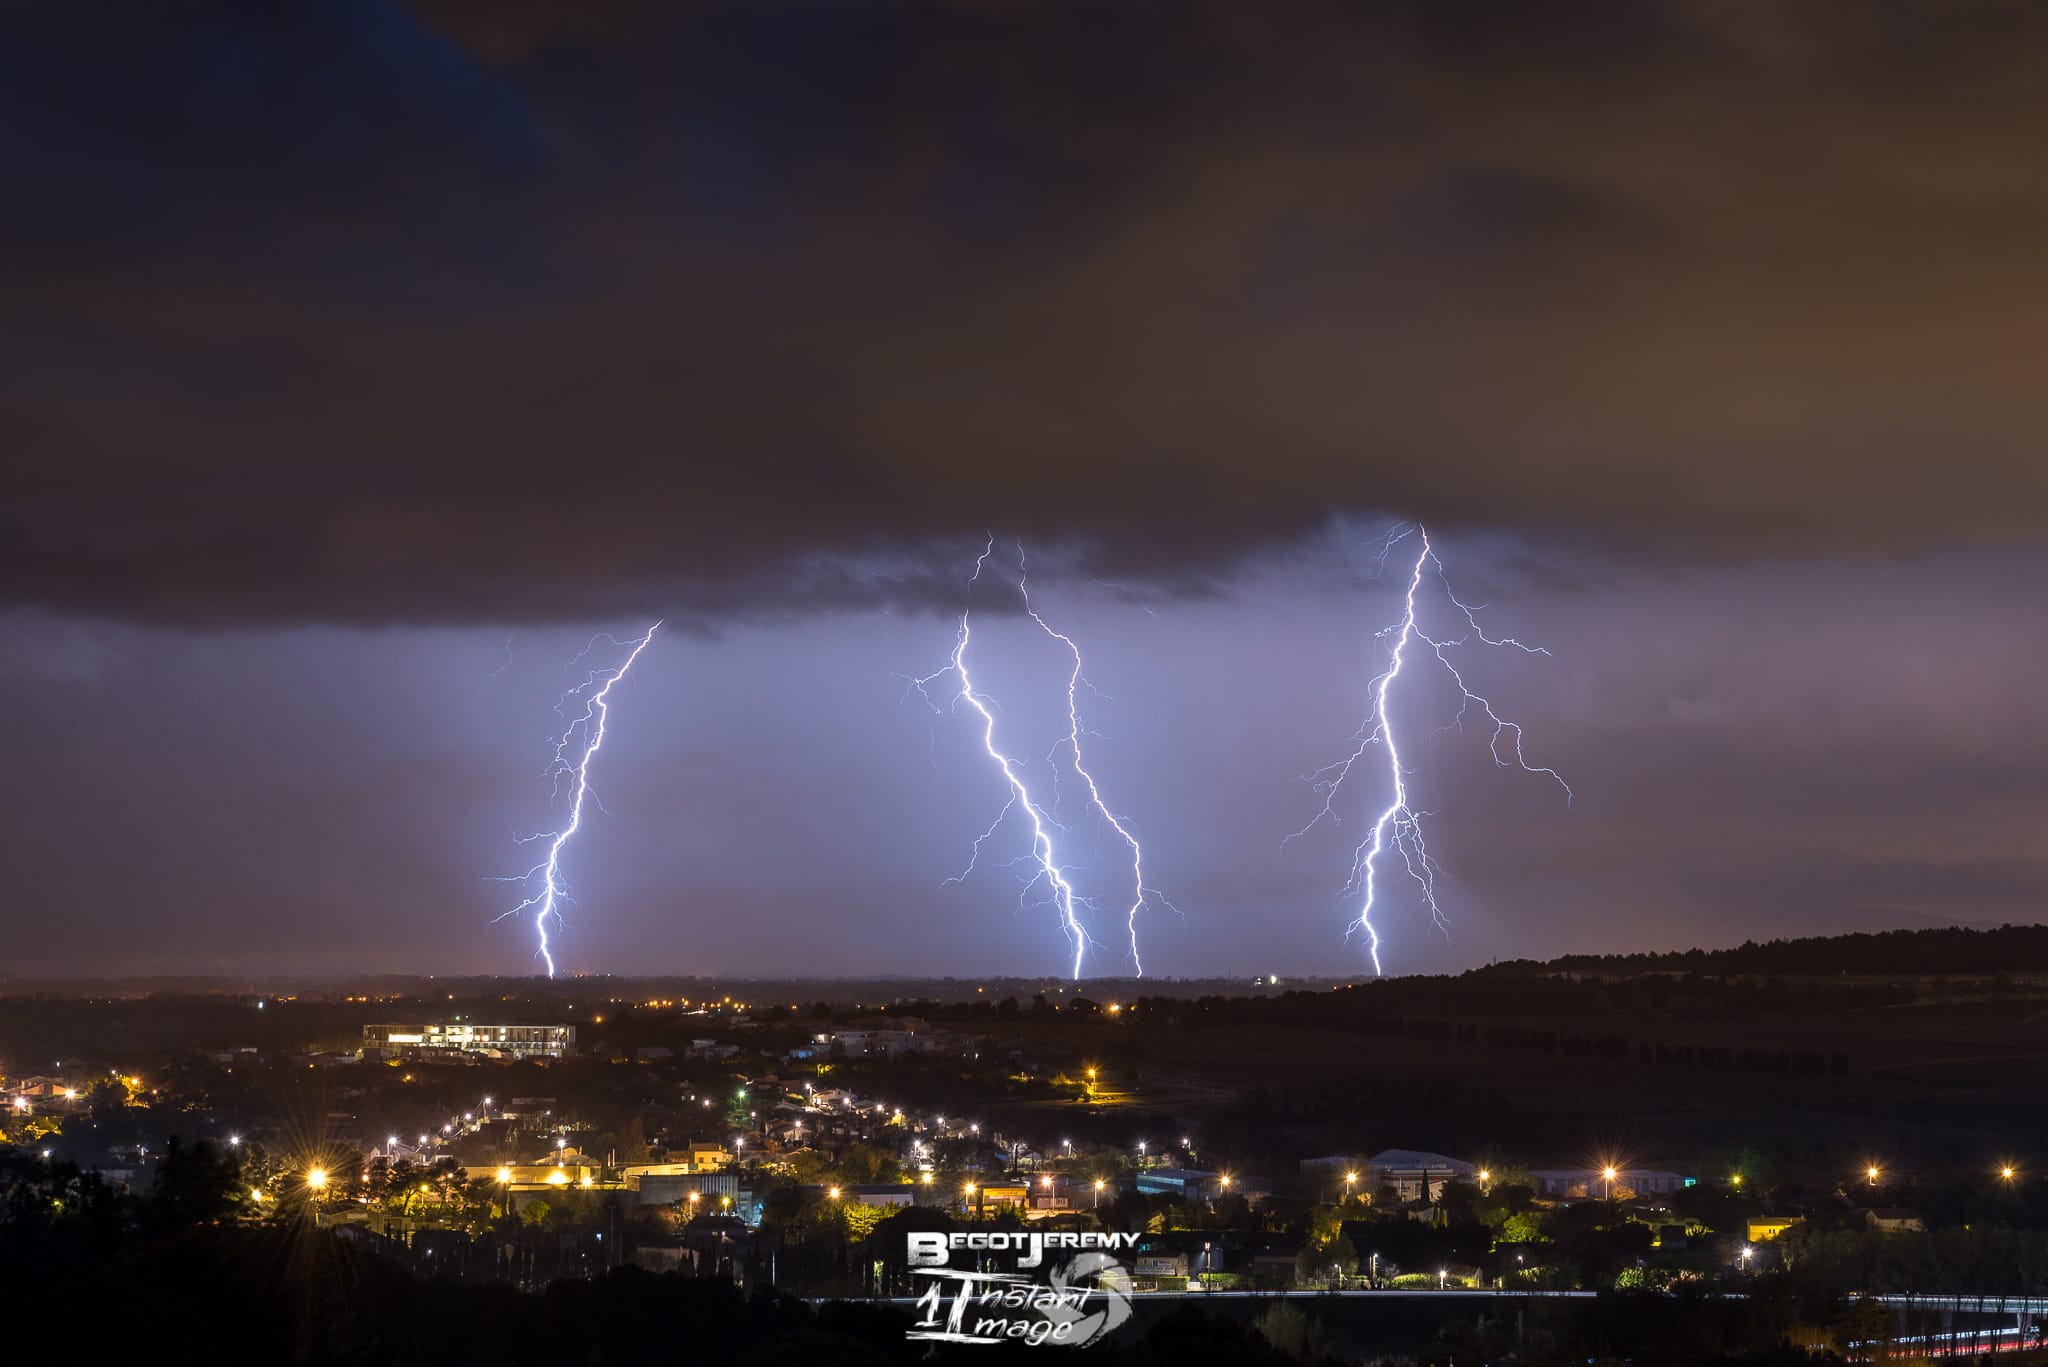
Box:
5, 3, 2048, 975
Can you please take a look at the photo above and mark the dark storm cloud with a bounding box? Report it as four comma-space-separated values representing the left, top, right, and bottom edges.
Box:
7, 0, 2048, 624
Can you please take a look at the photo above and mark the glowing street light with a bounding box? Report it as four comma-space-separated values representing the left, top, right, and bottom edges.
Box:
1602, 1166, 1618, 1200
1867, 1164, 1881, 1187
1731, 1174, 1743, 1189
2002, 1165, 2018, 1183
1094, 1178, 1106, 1209
828, 1186, 840, 1200
306, 1167, 328, 1190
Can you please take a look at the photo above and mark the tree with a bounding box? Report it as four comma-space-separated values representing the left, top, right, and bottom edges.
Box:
146, 1136, 243, 1228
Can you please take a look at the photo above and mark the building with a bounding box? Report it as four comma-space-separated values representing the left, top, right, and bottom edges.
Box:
621, 1165, 740, 1207
363, 1023, 575, 1059
1136, 1169, 1228, 1203
663, 1142, 734, 1173
1865, 1208, 1925, 1232
964, 1181, 1029, 1214
1132, 1251, 1189, 1278
1747, 1214, 1803, 1242
1368, 1150, 1477, 1202
1528, 1167, 1689, 1199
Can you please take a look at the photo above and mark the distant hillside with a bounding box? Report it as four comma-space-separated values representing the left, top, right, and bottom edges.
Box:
1507, 923, 2048, 978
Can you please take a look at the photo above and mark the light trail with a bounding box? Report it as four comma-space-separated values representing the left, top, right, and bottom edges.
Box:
494, 623, 660, 976
1291, 525, 1568, 973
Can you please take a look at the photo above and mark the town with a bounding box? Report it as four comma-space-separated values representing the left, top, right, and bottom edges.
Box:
10, 935, 2048, 1362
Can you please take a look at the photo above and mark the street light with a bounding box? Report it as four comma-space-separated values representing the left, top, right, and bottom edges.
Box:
307, 1167, 328, 1190
1094, 1178, 1106, 1209
1343, 1171, 1358, 1203
2002, 1165, 2018, 1183
829, 1186, 840, 1200
1867, 1164, 1880, 1187
1602, 1166, 1618, 1200
1731, 1174, 1743, 1189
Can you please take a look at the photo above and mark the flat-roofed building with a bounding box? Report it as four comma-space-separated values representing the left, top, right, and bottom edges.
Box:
364, 1023, 575, 1059
621, 1165, 740, 1206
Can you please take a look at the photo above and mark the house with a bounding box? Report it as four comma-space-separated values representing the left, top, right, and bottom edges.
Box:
840, 1184, 916, 1209
675, 1142, 733, 1172
1747, 1214, 1804, 1242
1865, 1208, 1925, 1232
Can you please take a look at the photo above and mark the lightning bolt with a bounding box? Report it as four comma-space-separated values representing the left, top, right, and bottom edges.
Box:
1019, 558, 1169, 977
907, 542, 1164, 978
494, 623, 660, 976
1291, 525, 1568, 974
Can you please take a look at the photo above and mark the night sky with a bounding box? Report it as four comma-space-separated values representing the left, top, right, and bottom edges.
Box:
5, 2, 2047, 978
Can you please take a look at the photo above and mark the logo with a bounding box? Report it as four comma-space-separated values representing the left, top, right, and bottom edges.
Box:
907, 1232, 1136, 1347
